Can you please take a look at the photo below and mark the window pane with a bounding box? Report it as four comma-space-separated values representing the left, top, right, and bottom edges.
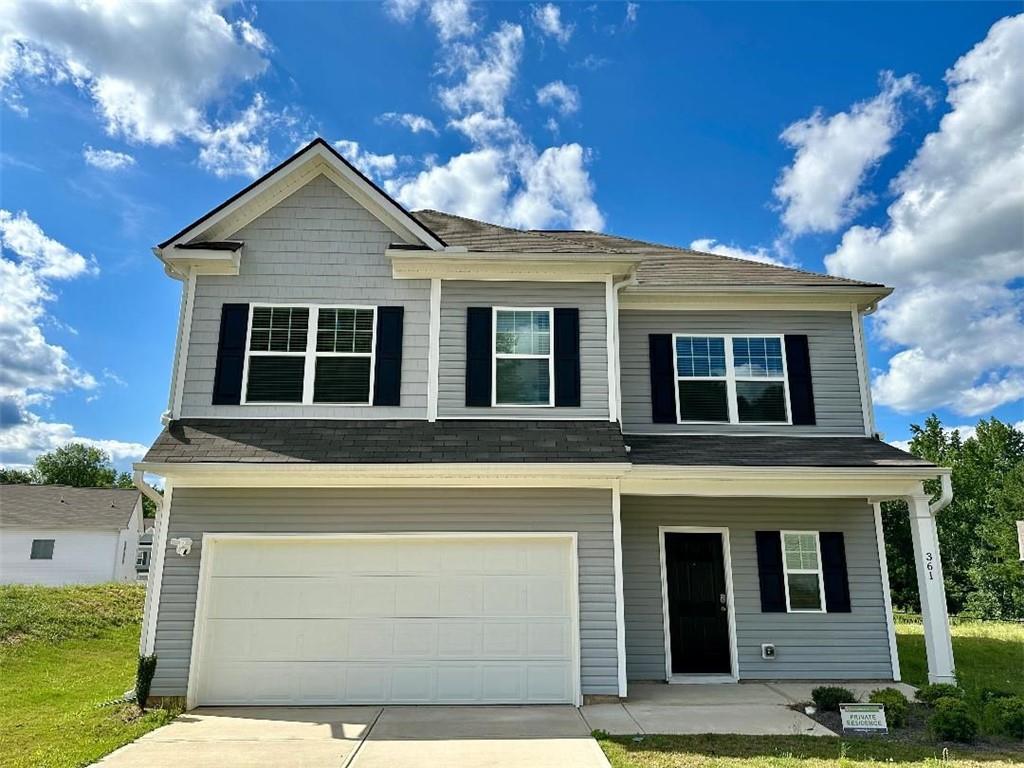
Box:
313, 357, 371, 403
788, 573, 822, 610
675, 336, 726, 379
736, 381, 787, 422
495, 310, 550, 356
317, 308, 374, 353
496, 358, 550, 405
250, 307, 307, 352
784, 533, 819, 570
733, 336, 783, 379
678, 380, 729, 421
245, 356, 304, 402
30, 539, 54, 559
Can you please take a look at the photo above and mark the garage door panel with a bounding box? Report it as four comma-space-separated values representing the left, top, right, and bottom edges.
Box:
193, 535, 577, 705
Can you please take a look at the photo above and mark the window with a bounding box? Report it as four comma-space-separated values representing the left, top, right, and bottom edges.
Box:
30, 539, 54, 560
136, 550, 150, 567
493, 308, 553, 406
781, 531, 825, 612
673, 334, 790, 424
243, 305, 375, 405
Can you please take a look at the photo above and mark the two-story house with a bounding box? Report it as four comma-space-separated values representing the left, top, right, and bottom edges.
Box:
135, 139, 955, 709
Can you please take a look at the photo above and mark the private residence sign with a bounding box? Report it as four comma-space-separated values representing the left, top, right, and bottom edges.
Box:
840, 703, 888, 734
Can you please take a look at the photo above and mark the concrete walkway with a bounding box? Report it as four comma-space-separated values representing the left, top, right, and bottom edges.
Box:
580, 682, 916, 737
93, 705, 610, 768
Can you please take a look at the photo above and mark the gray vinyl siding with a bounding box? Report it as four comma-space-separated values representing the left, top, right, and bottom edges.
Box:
180, 175, 430, 419
438, 282, 610, 419
619, 310, 866, 434
621, 496, 893, 681
150, 488, 618, 697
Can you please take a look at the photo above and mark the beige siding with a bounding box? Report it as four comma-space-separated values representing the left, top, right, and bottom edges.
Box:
619, 310, 866, 434
438, 282, 610, 419
621, 496, 893, 681
150, 488, 619, 697
180, 175, 431, 419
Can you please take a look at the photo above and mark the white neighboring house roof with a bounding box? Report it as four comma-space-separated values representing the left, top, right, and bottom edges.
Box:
0, 485, 141, 531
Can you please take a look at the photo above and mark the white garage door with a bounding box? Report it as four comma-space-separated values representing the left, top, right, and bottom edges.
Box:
190, 534, 578, 706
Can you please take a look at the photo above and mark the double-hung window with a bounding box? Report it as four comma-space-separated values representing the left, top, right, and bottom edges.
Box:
493, 308, 553, 406
673, 334, 790, 423
243, 305, 375, 405
781, 531, 825, 612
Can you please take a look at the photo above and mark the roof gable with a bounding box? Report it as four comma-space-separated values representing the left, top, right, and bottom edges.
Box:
157, 138, 446, 252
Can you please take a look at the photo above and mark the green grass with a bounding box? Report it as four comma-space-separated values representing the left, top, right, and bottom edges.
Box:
0, 585, 178, 768
599, 618, 1024, 767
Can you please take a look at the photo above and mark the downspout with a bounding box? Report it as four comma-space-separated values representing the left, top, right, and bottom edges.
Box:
929, 472, 953, 515
611, 271, 638, 427
134, 470, 165, 656
133, 470, 164, 512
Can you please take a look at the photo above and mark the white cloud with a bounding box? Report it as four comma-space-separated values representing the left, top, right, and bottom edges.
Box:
440, 22, 524, 122
195, 93, 276, 179
532, 4, 573, 45
384, 0, 476, 41
378, 112, 440, 135
509, 144, 603, 230
689, 238, 789, 267
775, 71, 927, 236
536, 80, 580, 116
333, 139, 399, 179
82, 145, 135, 171
826, 14, 1024, 416
625, 2, 639, 24
1, 0, 281, 177
387, 148, 510, 221
0, 210, 141, 469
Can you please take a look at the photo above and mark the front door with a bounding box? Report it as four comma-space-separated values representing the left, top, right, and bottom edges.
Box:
664, 531, 731, 675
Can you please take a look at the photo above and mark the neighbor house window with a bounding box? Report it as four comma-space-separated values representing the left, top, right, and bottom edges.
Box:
781, 531, 825, 612
136, 550, 150, 567
243, 305, 375, 405
673, 334, 790, 424
493, 308, 553, 406
30, 539, 54, 560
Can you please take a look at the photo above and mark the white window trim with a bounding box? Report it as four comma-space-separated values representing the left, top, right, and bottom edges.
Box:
491, 306, 555, 408
136, 549, 150, 567
672, 333, 792, 425
240, 303, 377, 407
780, 529, 826, 614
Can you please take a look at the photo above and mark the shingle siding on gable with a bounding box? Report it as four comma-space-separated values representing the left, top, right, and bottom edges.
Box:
618, 309, 866, 435
179, 175, 430, 419
438, 281, 610, 419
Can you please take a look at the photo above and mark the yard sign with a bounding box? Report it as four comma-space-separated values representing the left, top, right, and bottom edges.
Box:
840, 703, 888, 734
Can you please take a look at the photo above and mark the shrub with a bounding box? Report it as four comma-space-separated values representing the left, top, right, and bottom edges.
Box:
916, 683, 965, 705
811, 686, 856, 712
984, 696, 1024, 739
869, 687, 909, 728
929, 697, 978, 742
981, 688, 1016, 703
135, 654, 158, 710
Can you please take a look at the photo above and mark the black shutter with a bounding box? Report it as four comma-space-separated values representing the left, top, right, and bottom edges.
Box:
755, 531, 787, 612
465, 307, 492, 407
649, 334, 677, 423
553, 308, 581, 407
820, 532, 852, 612
785, 335, 816, 425
212, 303, 249, 405
372, 306, 404, 406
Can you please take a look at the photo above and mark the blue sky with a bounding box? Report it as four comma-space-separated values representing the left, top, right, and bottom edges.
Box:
1, 1, 1022, 469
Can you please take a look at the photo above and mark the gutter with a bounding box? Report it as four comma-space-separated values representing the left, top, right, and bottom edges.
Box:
929, 472, 953, 515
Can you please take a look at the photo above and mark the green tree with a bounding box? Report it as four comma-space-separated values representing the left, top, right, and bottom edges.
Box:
0, 467, 35, 484
33, 443, 121, 487
883, 415, 1024, 618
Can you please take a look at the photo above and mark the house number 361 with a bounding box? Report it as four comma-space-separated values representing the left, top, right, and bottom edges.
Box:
925, 552, 936, 580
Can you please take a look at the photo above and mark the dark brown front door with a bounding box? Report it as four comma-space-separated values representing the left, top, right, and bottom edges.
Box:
665, 531, 731, 675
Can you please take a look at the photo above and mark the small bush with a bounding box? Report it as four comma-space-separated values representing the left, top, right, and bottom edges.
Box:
916, 683, 965, 705
984, 696, 1024, 739
981, 688, 1016, 703
929, 697, 978, 742
135, 654, 158, 710
811, 686, 856, 712
869, 687, 909, 728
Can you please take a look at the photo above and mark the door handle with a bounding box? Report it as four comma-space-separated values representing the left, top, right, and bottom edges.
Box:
719, 593, 727, 611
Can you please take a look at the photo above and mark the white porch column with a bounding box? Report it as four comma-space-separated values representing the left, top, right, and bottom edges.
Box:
906, 492, 956, 683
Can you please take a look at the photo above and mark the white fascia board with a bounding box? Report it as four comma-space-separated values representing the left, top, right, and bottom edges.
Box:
619, 287, 891, 312
388, 250, 639, 282
161, 247, 242, 278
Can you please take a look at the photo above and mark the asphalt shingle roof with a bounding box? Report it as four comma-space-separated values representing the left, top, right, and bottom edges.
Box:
412, 210, 885, 291
144, 419, 631, 464
0, 485, 141, 530
624, 434, 934, 468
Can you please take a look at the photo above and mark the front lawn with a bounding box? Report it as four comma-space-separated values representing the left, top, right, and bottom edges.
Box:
0, 584, 178, 768
599, 618, 1024, 767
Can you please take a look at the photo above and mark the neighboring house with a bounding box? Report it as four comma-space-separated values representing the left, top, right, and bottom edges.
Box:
136, 518, 156, 582
0, 485, 143, 585
136, 138, 955, 709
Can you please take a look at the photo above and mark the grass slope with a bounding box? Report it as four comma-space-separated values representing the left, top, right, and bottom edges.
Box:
0, 585, 177, 768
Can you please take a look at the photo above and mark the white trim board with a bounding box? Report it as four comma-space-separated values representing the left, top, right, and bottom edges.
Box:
658, 526, 739, 683
184, 531, 582, 709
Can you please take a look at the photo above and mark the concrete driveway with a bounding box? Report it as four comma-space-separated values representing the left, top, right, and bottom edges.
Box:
93, 705, 610, 768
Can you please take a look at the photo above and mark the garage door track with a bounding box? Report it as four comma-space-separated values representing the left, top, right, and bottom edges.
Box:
93, 705, 610, 768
